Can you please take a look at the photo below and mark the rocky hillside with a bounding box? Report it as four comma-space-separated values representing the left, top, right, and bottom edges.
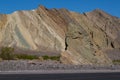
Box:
0, 6, 120, 65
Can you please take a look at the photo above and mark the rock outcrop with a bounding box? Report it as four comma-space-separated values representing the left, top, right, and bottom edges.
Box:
0, 6, 120, 65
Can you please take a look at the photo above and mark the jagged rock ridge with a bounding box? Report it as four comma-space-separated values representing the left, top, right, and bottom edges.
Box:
0, 6, 120, 65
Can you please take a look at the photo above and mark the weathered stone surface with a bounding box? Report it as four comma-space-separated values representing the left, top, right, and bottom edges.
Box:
0, 6, 120, 65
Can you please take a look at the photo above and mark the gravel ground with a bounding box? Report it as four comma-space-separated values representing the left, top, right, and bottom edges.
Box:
0, 60, 120, 71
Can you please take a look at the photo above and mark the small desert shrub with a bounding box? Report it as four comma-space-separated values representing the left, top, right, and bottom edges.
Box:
42, 55, 60, 61
15, 54, 39, 60
113, 60, 120, 64
50, 56, 60, 61
0, 47, 14, 60
42, 55, 49, 60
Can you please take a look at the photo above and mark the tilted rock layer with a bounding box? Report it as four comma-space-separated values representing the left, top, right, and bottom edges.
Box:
0, 6, 120, 65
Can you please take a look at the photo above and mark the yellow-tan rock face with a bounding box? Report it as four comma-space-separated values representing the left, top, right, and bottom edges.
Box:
0, 6, 120, 65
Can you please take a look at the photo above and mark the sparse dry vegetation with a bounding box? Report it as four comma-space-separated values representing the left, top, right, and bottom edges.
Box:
42, 55, 60, 61
113, 60, 120, 65
0, 47, 60, 61
0, 47, 14, 60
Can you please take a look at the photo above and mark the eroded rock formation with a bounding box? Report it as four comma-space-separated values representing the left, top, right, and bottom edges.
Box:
0, 6, 120, 65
